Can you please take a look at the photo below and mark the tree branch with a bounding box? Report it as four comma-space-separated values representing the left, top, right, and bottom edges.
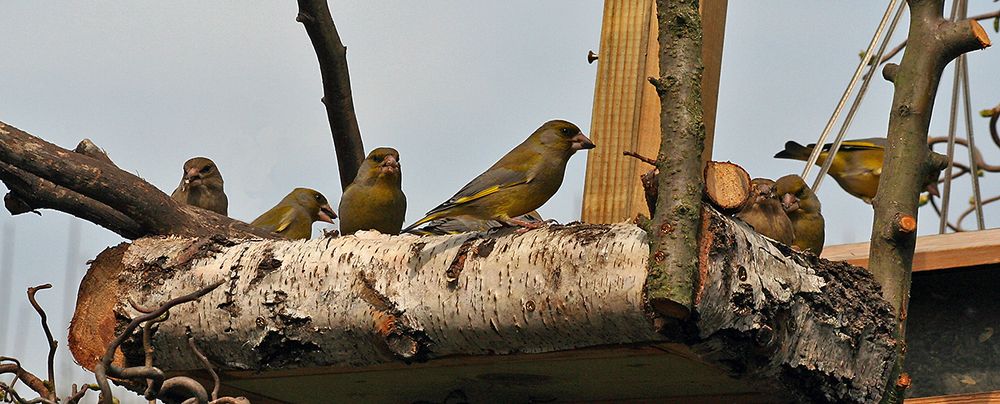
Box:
869, 1, 990, 401
646, 0, 706, 319
296, 0, 365, 190
0, 121, 278, 240
26, 285, 57, 402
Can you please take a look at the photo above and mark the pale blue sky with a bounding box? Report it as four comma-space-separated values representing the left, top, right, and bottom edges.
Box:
1, 2, 997, 401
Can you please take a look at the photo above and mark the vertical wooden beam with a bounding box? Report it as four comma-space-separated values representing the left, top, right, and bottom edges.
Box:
583, 0, 728, 223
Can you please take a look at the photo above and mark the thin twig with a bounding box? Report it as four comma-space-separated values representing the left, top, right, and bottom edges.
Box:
622, 150, 658, 166
142, 312, 170, 398
96, 280, 225, 404
66, 384, 98, 404
186, 328, 220, 401
25, 284, 56, 402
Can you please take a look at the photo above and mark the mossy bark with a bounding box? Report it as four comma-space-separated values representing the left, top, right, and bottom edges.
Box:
869, 0, 990, 402
646, 0, 705, 318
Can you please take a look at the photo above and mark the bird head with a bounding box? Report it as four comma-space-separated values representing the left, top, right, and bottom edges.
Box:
181, 157, 223, 189
776, 174, 820, 214
746, 178, 776, 205
290, 188, 337, 224
370, 147, 402, 177
532, 120, 596, 155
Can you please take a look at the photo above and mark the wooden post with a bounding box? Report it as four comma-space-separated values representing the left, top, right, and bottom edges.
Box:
582, 0, 728, 223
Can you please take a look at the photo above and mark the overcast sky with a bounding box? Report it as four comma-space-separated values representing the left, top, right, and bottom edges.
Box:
2, 2, 998, 401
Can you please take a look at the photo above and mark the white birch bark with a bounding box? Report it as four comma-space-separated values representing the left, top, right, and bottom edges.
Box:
70, 211, 897, 403
106, 224, 664, 371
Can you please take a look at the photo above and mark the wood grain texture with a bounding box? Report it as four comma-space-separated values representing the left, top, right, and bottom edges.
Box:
821, 228, 1000, 272
583, 0, 727, 223
906, 390, 1000, 403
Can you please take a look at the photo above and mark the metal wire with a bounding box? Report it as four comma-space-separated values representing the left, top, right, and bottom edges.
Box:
812, 1, 906, 191
939, 0, 969, 233
801, 0, 902, 181
958, 0, 985, 230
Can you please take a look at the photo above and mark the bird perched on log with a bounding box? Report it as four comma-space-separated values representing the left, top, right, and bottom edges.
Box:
407, 211, 544, 236
735, 178, 794, 246
775, 174, 825, 255
338, 148, 407, 235
170, 157, 228, 215
251, 188, 337, 240
402, 120, 595, 233
773, 138, 939, 204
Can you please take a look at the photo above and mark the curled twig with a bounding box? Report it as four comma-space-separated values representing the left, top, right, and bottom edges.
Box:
186, 328, 220, 401
96, 280, 225, 404
142, 311, 171, 398
26, 284, 57, 402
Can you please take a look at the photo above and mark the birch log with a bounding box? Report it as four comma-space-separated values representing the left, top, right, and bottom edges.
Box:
70, 209, 897, 403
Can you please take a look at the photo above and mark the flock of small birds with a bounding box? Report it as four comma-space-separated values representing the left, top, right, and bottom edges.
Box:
169, 119, 916, 256
169, 119, 594, 239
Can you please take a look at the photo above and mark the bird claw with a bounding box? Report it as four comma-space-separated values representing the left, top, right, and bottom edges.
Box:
506, 217, 546, 232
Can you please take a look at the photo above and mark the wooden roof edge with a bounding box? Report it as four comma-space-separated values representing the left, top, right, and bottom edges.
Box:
821, 228, 1000, 273
905, 389, 1000, 403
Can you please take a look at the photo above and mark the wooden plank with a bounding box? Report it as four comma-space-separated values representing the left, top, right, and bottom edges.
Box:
906, 390, 1000, 403
583, 0, 728, 223
821, 228, 1000, 272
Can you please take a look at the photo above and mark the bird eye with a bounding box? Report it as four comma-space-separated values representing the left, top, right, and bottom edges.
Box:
200, 165, 213, 174
315, 194, 322, 201
560, 128, 571, 135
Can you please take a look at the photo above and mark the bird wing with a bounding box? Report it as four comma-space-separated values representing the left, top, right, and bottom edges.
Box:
425, 165, 532, 216
272, 205, 298, 233
252, 205, 298, 233
816, 138, 886, 151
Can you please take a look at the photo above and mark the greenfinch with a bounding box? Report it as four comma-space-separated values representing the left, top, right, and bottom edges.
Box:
402, 120, 594, 233
338, 148, 407, 235
773, 138, 939, 204
736, 178, 795, 246
251, 188, 337, 240
775, 174, 825, 255
408, 211, 543, 236
170, 157, 228, 215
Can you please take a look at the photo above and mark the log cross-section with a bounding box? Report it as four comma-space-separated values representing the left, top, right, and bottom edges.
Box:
70, 208, 897, 403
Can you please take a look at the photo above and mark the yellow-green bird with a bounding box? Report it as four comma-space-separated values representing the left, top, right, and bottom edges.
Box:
402, 120, 595, 233
171, 157, 228, 215
251, 188, 337, 240
774, 138, 939, 204
338, 148, 407, 235
775, 174, 825, 255
736, 178, 795, 246
408, 211, 543, 236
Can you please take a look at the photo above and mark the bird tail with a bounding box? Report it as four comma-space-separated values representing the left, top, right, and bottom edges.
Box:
773, 141, 813, 161
401, 212, 445, 234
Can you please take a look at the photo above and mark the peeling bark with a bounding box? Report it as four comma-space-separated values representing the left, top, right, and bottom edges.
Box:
70, 215, 896, 403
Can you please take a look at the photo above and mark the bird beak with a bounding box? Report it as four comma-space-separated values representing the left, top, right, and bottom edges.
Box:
380, 155, 400, 172
925, 181, 940, 197
781, 193, 800, 212
184, 168, 201, 184
571, 133, 596, 150
318, 204, 337, 224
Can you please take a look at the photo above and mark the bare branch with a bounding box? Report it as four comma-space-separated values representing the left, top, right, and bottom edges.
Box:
646, 0, 706, 319
0, 121, 277, 240
297, 0, 365, 190
186, 329, 220, 401
25, 285, 57, 402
